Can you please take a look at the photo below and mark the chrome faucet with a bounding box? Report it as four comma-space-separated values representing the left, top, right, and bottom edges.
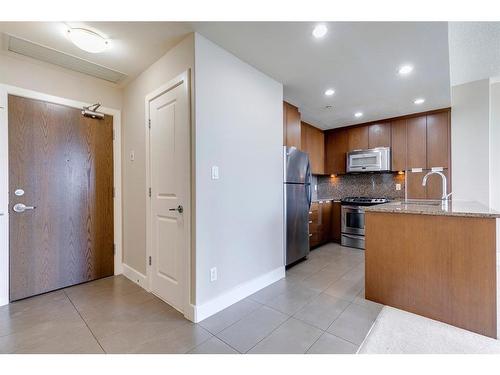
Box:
422, 171, 452, 200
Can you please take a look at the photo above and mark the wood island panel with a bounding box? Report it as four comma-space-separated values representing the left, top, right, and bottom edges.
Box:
365, 211, 497, 338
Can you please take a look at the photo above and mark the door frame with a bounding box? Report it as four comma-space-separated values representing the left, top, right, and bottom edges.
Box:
144, 70, 193, 321
0, 84, 123, 306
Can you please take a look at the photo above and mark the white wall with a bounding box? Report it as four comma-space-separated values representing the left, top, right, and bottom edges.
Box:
490, 81, 500, 212
0, 51, 122, 109
451, 79, 491, 206
194, 34, 284, 313
121, 34, 194, 275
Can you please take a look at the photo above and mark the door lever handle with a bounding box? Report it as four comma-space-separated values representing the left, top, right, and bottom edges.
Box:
169, 205, 184, 214
13, 203, 36, 213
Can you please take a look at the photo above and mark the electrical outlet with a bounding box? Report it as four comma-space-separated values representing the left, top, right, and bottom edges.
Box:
210, 267, 217, 282
396, 183, 402, 191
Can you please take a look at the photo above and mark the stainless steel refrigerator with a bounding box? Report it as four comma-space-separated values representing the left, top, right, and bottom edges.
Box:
284, 146, 312, 266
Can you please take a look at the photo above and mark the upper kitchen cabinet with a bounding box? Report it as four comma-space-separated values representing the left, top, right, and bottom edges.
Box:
426, 111, 450, 169
391, 119, 407, 171
368, 122, 391, 148
406, 115, 427, 169
325, 129, 348, 175
283, 101, 301, 149
301, 121, 325, 174
347, 126, 369, 151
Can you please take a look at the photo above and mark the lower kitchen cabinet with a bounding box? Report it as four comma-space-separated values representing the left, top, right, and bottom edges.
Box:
309, 200, 342, 249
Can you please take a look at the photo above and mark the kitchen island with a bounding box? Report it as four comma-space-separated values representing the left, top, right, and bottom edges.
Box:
364, 200, 500, 338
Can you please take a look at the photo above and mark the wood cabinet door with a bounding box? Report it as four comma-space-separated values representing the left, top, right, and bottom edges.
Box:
320, 201, 332, 243
391, 119, 407, 171
331, 201, 341, 243
406, 170, 426, 199
284, 102, 301, 149
426, 111, 450, 169
302, 122, 325, 174
406, 116, 427, 169
368, 122, 391, 148
347, 126, 369, 151
325, 129, 348, 175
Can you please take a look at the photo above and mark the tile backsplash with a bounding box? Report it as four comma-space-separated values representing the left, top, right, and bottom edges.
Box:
312, 173, 406, 200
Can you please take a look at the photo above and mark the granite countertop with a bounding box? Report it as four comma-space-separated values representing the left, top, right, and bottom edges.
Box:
312, 198, 341, 202
365, 200, 500, 219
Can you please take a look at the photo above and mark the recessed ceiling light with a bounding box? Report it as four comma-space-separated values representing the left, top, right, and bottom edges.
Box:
324, 88, 335, 96
354, 112, 363, 118
414, 98, 425, 105
67, 28, 108, 53
398, 64, 414, 75
312, 25, 328, 39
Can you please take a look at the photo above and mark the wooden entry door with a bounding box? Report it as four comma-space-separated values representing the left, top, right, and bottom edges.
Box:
149, 77, 190, 312
8, 95, 114, 301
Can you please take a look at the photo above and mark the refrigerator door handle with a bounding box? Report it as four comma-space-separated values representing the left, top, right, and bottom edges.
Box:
305, 160, 312, 208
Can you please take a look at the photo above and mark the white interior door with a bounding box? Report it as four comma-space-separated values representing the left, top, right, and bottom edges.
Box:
148, 77, 190, 312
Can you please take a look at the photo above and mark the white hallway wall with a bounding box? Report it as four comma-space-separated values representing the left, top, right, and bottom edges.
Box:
193, 34, 284, 318
121, 34, 194, 277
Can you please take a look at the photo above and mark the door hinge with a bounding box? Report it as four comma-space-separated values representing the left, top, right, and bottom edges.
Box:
149, 256, 152, 266
113, 244, 116, 255
112, 187, 115, 198
112, 128, 115, 140
148, 119, 151, 129
148, 187, 151, 197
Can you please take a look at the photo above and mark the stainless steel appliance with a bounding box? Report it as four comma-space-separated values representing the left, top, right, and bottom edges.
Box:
346, 147, 391, 173
284, 146, 312, 266
341, 197, 389, 249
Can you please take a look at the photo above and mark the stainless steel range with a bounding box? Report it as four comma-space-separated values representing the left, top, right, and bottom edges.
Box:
340, 197, 389, 249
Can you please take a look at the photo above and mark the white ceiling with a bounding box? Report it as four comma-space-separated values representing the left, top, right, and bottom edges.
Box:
0, 22, 193, 86
448, 22, 500, 86
0, 22, 452, 129
192, 22, 451, 129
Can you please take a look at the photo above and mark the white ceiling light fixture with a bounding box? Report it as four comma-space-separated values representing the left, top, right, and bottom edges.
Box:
312, 24, 328, 39
354, 112, 363, 118
324, 88, 335, 96
414, 98, 425, 105
67, 28, 109, 53
398, 64, 414, 75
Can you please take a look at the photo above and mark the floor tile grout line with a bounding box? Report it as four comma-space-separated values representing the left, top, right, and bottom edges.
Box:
63, 290, 107, 354
243, 315, 295, 354
202, 300, 265, 338
213, 303, 295, 353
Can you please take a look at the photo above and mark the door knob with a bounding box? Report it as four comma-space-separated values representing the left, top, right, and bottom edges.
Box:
13, 203, 36, 213
169, 205, 184, 214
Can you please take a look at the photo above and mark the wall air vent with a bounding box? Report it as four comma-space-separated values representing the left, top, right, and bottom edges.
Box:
6, 34, 127, 84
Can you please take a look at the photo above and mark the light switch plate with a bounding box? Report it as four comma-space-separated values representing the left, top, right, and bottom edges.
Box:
129, 151, 135, 162
210, 267, 217, 282
396, 183, 402, 191
211, 166, 219, 180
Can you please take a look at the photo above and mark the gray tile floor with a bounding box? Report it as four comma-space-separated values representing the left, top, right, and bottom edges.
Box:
0, 243, 382, 354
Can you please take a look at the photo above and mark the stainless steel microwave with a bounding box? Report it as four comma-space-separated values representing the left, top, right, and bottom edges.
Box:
346, 147, 391, 173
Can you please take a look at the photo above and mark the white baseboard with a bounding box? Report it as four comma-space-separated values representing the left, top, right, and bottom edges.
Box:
122, 263, 148, 290
192, 266, 285, 323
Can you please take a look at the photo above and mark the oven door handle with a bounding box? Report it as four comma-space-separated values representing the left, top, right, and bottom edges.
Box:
342, 233, 364, 240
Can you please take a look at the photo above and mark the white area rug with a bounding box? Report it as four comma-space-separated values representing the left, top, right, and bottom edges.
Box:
358, 306, 500, 354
